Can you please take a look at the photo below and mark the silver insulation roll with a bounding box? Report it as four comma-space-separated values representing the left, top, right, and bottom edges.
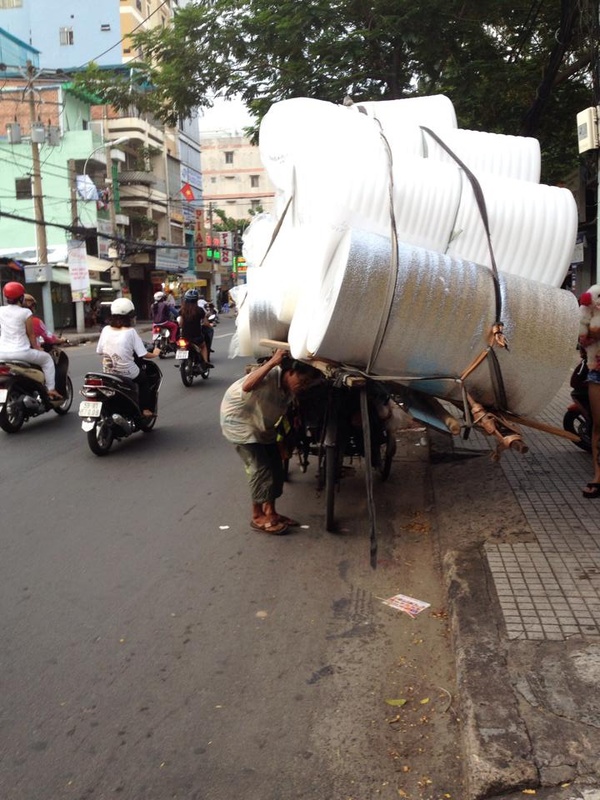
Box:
289, 230, 579, 417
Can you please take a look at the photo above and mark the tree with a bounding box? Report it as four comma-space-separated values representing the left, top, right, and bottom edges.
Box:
73, 0, 599, 181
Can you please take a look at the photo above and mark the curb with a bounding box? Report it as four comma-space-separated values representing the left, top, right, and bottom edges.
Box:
443, 546, 538, 799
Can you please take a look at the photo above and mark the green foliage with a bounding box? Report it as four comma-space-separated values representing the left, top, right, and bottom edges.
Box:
74, 0, 599, 182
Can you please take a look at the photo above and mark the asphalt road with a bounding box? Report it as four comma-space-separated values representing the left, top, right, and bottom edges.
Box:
0, 317, 464, 800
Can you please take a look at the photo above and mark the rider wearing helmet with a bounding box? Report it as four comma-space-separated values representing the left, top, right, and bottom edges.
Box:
96, 297, 160, 416
23, 294, 68, 346
151, 290, 178, 342
0, 282, 62, 399
178, 289, 213, 367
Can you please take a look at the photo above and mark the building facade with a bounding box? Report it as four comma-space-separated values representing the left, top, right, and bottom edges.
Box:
0, 0, 206, 312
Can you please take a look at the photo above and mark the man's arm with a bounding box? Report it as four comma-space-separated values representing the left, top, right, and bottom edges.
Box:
242, 349, 286, 393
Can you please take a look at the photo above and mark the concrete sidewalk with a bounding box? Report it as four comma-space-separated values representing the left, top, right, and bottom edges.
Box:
433, 380, 600, 799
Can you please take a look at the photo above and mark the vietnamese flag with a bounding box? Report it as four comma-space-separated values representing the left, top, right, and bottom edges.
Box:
180, 182, 195, 201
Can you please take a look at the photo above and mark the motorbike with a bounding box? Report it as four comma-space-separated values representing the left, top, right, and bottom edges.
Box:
0, 343, 73, 433
563, 359, 592, 453
152, 323, 178, 358
175, 336, 210, 386
79, 359, 162, 455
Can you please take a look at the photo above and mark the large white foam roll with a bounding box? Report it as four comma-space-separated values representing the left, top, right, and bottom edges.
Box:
242, 212, 278, 268
259, 98, 343, 193
354, 95, 457, 129
290, 229, 392, 364
422, 128, 541, 183
369, 241, 579, 416
234, 268, 287, 357
446, 172, 578, 287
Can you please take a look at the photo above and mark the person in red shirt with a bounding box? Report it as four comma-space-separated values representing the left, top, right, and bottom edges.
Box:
23, 294, 68, 346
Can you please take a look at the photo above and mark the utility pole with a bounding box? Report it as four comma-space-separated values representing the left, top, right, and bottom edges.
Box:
68, 159, 86, 333
26, 60, 55, 331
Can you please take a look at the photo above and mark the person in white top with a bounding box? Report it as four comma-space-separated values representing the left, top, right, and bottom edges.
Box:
0, 281, 61, 398
96, 297, 160, 416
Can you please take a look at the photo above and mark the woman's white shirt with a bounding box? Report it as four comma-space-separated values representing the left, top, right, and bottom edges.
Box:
96, 326, 147, 378
0, 305, 32, 352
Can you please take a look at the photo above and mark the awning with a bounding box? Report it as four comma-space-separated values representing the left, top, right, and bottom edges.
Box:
0, 246, 112, 272
51, 268, 111, 287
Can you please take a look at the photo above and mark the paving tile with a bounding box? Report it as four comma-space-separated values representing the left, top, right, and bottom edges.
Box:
480, 378, 600, 640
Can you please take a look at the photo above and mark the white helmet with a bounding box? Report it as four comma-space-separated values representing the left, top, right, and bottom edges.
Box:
111, 297, 135, 316
153, 291, 165, 302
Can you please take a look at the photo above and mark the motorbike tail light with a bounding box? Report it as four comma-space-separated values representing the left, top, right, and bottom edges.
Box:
0, 365, 11, 375
85, 378, 104, 387
178, 338, 189, 347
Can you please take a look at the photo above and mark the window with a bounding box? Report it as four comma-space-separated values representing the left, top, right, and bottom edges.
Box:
136, 0, 142, 10
0, 0, 23, 7
59, 26, 74, 46
224, 151, 234, 164
15, 177, 31, 200
250, 175, 259, 188
100, 23, 111, 31
250, 199, 261, 211
210, 177, 217, 183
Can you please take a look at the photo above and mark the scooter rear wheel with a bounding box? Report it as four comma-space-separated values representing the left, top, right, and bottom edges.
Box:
87, 416, 114, 455
180, 358, 194, 387
563, 409, 592, 453
0, 387, 25, 433
53, 376, 73, 416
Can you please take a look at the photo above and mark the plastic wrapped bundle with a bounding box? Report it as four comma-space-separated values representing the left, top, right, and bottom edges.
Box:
289, 229, 579, 417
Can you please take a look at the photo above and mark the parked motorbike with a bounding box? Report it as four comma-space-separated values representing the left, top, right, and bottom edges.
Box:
563, 359, 592, 452
0, 343, 73, 433
79, 360, 162, 455
175, 337, 210, 386
152, 323, 178, 358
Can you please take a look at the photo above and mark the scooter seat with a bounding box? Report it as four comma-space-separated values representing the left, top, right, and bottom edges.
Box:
0, 359, 44, 383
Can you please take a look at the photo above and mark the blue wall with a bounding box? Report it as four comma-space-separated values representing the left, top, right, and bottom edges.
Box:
0, 0, 121, 69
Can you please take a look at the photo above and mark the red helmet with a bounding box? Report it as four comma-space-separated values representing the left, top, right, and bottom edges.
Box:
3, 281, 25, 300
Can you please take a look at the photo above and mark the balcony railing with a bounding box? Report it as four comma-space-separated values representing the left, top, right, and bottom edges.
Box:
117, 170, 157, 186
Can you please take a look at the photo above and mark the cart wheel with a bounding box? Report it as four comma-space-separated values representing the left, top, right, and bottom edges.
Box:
325, 444, 339, 532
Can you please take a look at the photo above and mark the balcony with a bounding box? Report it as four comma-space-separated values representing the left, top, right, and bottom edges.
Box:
117, 170, 156, 186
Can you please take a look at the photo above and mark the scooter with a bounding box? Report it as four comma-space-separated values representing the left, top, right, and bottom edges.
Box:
152, 323, 178, 358
79, 360, 162, 455
0, 343, 73, 433
175, 336, 210, 386
563, 359, 592, 453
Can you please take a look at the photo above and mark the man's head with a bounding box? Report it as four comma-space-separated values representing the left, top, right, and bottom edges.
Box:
281, 357, 323, 395
23, 294, 37, 310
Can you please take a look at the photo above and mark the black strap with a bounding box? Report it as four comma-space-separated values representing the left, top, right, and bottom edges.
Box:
420, 125, 509, 410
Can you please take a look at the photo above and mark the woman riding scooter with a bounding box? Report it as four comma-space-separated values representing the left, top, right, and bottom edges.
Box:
178, 289, 213, 368
96, 297, 160, 416
0, 281, 62, 399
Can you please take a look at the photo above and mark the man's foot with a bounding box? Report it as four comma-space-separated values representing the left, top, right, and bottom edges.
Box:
250, 518, 289, 535
48, 390, 63, 400
142, 409, 155, 418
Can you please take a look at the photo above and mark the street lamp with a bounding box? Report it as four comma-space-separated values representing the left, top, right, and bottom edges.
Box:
82, 135, 132, 180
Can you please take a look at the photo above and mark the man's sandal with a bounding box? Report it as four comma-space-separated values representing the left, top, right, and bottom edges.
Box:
582, 482, 600, 499
275, 515, 300, 527
250, 519, 289, 535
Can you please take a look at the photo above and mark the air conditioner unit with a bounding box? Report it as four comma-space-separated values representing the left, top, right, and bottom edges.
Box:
576, 107, 599, 153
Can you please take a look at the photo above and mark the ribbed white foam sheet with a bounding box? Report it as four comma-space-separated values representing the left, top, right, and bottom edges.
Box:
353, 95, 458, 129
421, 127, 541, 183
289, 230, 579, 417
446, 172, 578, 286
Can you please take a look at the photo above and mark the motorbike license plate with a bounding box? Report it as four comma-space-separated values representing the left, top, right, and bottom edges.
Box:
0, 389, 6, 403
176, 350, 189, 360
78, 400, 102, 418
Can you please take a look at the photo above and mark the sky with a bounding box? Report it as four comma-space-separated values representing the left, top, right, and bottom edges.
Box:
198, 96, 255, 133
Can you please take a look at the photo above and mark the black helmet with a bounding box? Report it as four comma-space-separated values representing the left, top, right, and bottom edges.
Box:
184, 289, 199, 302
